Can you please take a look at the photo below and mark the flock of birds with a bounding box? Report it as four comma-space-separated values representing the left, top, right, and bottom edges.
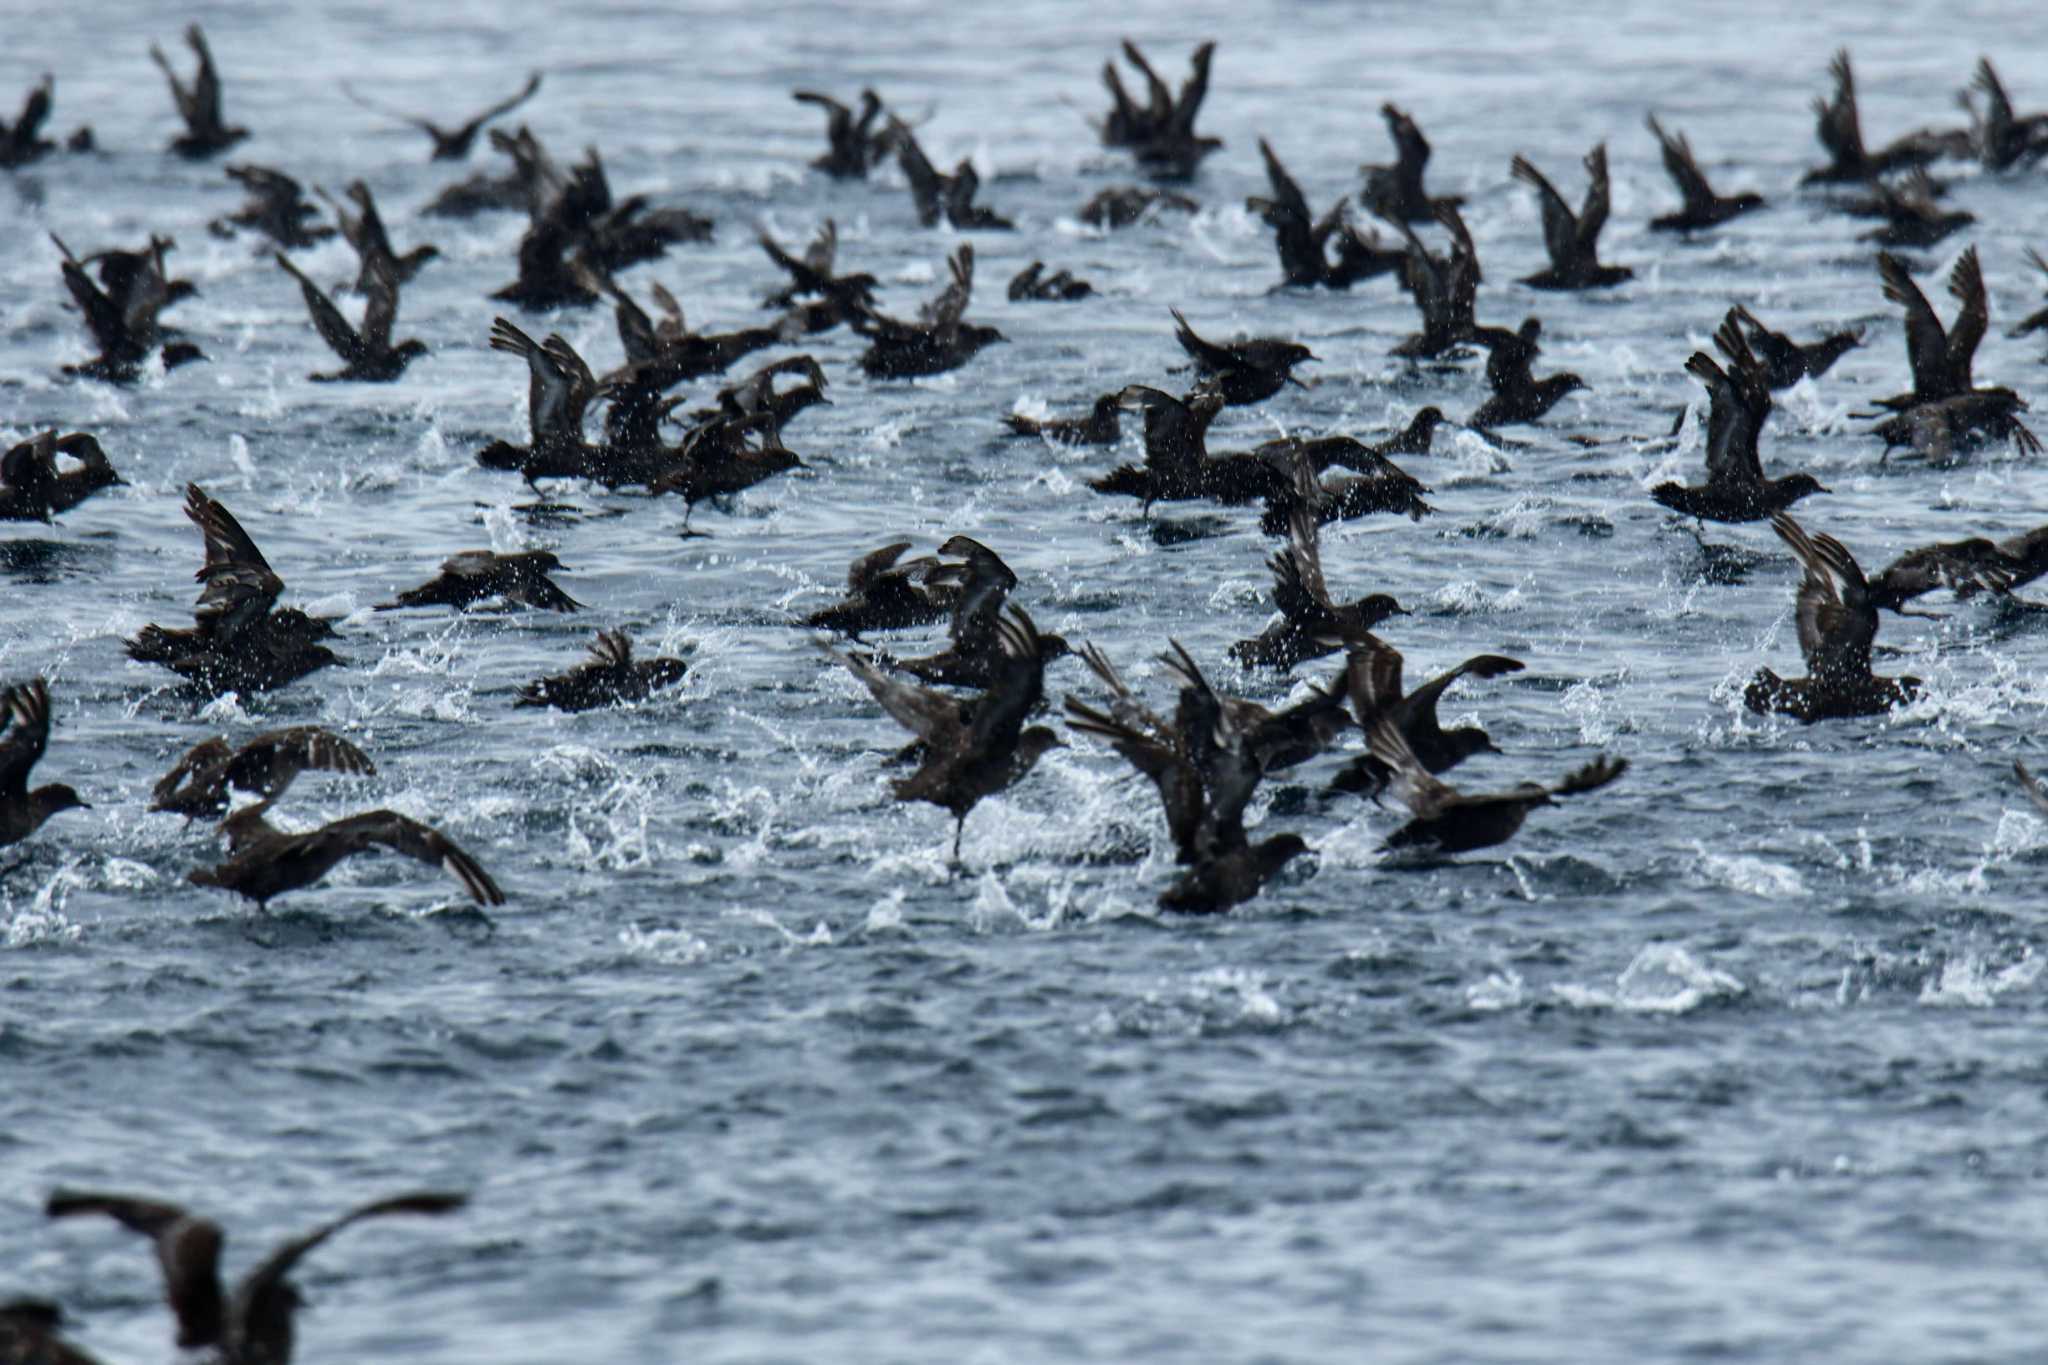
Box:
7, 28, 2048, 1360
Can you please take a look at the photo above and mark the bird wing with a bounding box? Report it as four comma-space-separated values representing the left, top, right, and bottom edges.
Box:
586, 630, 634, 668
924, 245, 973, 330
1815, 50, 1866, 166
45, 1189, 224, 1350
1550, 754, 1627, 799
231, 1191, 469, 1360
1341, 637, 1406, 725
1574, 144, 1612, 254
0, 678, 51, 800
359, 249, 402, 352
1510, 154, 1577, 269
1065, 694, 1203, 857
320, 813, 505, 904
151, 735, 234, 809
1646, 114, 1715, 211
274, 252, 363, 362
1772, 513, 1876, 679
186, 25, 226, 130
1281, 459, 1332, 608
966, 607, 1049, 750
185, 484, 284, 630
2016, 761, 2048, 818
819, 639, 964, 747
453, 71, 542, 143
1257, 138, 1311, 222
227, 726, 376, 798
150, 40, 196, 127
889, 119, 945, 226
1877, 251, 1950, 398
1366, 713, 1457, 821
1944, 247, 1986, 390
55, 245, 127, 357
1169, 40, 1215, 137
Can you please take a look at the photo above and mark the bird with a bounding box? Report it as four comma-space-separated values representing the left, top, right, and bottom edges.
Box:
316, 181, 439, 289
1854, 167, 1973, 249
1802, 49, 1965, 184
149, 728, 375, 821
1090, 383, 1287, 510
1063, 641, 1317, 912
46, 1187, 467, 1362
879, 537, 1069, 690
1867, 522, 2048, 611
1645, 114, 1765, 231
1229, 474, 1406, 672
1360, 103, 1463, 222
1729, 306, 1860, 389
1008, 262, 1093, 301
1327, 636, 1525, 802
1246, 139, 1399, 290
0, 75, 56, 168
1252, 438, 1433, 535
190, 799, 505, 908
885, 118, 1013, 231
52, 233, 204, 382
273, 251, 425, 382
1078, 185, 1199, 228
0, 679, 87, 848
1467, 319, 1586, 429
645, 419, 807, 531
476, 318, 602, 484
1003, 394, 1122, 445
1095, 39, 1222, 179
1870, 248, 2039, 456
792, 88, 888, 178
517, 630, 688, 711
2011, 248, 2048, 339
1960, 58, 2048, 172
340, 70, 542, 160
0, 430, 126, 522
1371, 714, 1625, 855
820, 606, 1064, 861
801, 541, 956, 638
375, 550, 580, 612
757, 220, 877, 320
1652, 310, 1828, 524
1511, 145, 1630, 289
212, 165, 334, 249
126, 485, 341, 697
1387, 203, 1481, 359
149, 25, 247, 158
851, 245, 1004, 379
1745, 513, 1922, 723
1169, 309, 1316, 405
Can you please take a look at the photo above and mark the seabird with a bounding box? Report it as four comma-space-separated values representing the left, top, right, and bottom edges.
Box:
150, 727, 374, 821
1652, 310, 1827, 524
517, 630, 688, 711
149, 25, 247, 158
0, 679, 88, 847
273, 251, 425, 382
340, 70, 542, 160
1745, 513, 1922, 722
1645, 114, 1765, 231
1371, 714, 1625, 854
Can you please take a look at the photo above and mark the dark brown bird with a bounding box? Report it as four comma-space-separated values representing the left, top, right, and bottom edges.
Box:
1512, 145, 1631, 289
316, 181, 439, 289
646, 418, 806, 531
126, 485, 341, 697
886, 118, 1013, 231
1388, 203, 1481, 359
852, 245, 1004, 378
0, 75, 57, 169
1961, 59, 2048, 172
1170, 308, 1316, 405
0, 1298, 101, 1365
2012, 248, 2048, 340
1745, 513, 1922, 723
1372, 714, 1625, 855
793, 88, 888, 178
47, 1187, 467, 1362
1248, 138, 1401, 290
686, 356, 830, 438
1866, 522, 2048, 609
1328, 637, 1525, 801
150, 25, 247, 158
1803, 50, 1967, 184
190, 799, 504, 908
212, 165, 334, 249
1467, 319, 1587, 429
1230, 478, 1406, 671
1079, 186, 1200, 229
801, 541, 957, 638
0, 430, 126, 522
1872, 390, 2041, 461
149, 727, 374, 821
274, 251, 425, 383
53, 233, 204, 382
757, 220, 877, 322
1091, 383, 1286, 510
476, 318, 602, 484
1646, 114, 1765, 231
1652, 310, 1827, 524
517, 630, 688, 711
1064, 641, 1317, 912
1731, 306, 1860, 389
340, 70, 542, 160
821, 606, 1064, 860
1252, 439, 1432, 534
375, 550, 579, 612
1876, 247, 1985, 408
2015, 761, 2048, 817
1096, 39, 1221, 179
0, 679, 87, 848
1003, 394, 1122, 445
1007, 262, 1092, 301
1361, 104, 1463, 222
1855, 168, 1973, 249
882, 537, 1069, 689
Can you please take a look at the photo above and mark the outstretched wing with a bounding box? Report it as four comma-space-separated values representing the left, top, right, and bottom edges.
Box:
1646, 114, 1714, 212
322, 812, 505, 904
45, 1189, 225, 1350
0, 678, 51, 801
1510, 154, 1577, 269
275, 252, 363, 362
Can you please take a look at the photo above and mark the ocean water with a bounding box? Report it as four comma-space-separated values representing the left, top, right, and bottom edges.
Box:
8, 0, 2048, 1360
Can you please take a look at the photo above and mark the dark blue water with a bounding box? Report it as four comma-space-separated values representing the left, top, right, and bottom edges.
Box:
9, 1, 2048, 1360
